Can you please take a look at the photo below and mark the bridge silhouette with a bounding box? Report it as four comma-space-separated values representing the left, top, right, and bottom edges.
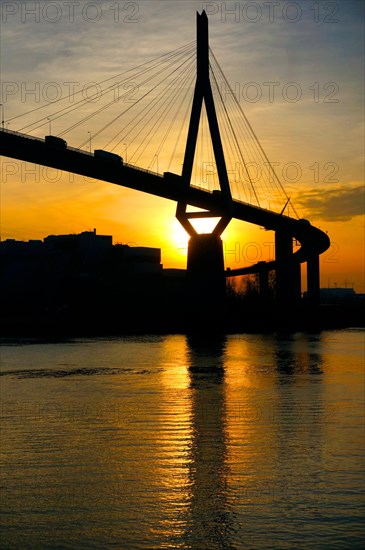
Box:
0, 11, 330, 317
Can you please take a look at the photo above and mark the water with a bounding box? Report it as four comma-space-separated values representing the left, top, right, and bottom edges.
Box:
1, 330, 364, 549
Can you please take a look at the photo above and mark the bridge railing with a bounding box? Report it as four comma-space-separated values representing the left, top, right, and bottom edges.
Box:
0, 128, 296, 219
0, 127, 45, 142
1, 128, 165, 177
122, 162, 162, 179
66, 144, 93, 156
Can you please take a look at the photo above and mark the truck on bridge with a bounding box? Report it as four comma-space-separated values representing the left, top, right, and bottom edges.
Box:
94, 149, 123, 164
45, 135, 67, 149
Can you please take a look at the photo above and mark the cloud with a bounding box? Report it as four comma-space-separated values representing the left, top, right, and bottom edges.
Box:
295, 185, 364, 221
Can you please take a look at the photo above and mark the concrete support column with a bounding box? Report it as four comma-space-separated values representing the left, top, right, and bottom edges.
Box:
257, 261, 269, 301
292, 260, 302, 301
307, 253, 320, 306
275, 230, 301, 306
186, 233, 226, 329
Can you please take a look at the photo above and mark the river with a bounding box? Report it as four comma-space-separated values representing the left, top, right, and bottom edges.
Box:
1, 330, 364, 549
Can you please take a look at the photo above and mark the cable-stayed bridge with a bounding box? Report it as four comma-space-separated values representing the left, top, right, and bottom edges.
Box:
0, 11, 330, 311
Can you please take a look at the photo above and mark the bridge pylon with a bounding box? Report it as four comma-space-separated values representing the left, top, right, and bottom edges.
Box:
176, 10, 232, 237
177, 11, 233, 326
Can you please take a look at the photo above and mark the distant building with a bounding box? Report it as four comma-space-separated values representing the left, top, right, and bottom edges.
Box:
0, 230, 164, 271
302, 287, 361, 305
44, 229, 112, 261
0, 238, 44, 254
114, 244, 162, 274
0, 230, 164, 332
320, 287, 356, 302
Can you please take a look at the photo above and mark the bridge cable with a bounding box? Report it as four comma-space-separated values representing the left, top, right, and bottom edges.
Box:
166, 87, 193, 173
11, 41, 195, 126
210, 55, 266, 197
17, 43, 195, 136
75, 48, 196, 148
101, 55, 195, 154
211, 49, 295, 213
132, 61, 196, 167
210, 49, 299, 218
150, 65, 196, 167
98, 54, 195, 159
208, 57, 260, 204
210, 60, 260, 205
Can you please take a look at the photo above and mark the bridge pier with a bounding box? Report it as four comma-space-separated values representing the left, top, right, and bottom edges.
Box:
306, 253, 320, 306
275, 230, 301, 306
186, 234, 226, 329
257, 261, 270, 301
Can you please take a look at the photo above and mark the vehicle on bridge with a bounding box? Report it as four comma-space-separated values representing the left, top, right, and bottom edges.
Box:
94, 149, 123, 163
45, 135, 67, 149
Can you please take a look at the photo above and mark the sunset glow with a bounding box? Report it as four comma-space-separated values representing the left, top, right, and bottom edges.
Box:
0, 1, 364, 291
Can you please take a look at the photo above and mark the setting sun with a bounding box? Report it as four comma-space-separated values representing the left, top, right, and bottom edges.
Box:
1, 3, 364, 548
171, 217, 224, 249
0, 1, 363, 293
171, 219, 189, 252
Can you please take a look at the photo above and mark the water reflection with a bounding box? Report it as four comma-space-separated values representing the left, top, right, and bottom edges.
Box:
272, 334, 324, 513
1, 332, 363, 548
274, 333, 324, 378
182, 334, 327, 548
187, 334, 226, 379
184, 335, 235, 550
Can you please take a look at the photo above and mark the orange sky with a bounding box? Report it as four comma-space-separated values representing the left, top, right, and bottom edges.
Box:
1, 1, 364, 292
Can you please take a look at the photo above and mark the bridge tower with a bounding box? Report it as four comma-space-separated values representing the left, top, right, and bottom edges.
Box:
176, 11, 232, 326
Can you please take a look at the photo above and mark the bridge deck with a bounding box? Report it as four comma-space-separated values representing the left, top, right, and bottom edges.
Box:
0, 129, 330, 268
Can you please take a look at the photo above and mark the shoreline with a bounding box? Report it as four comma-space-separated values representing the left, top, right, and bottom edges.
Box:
1, 304, 363, 339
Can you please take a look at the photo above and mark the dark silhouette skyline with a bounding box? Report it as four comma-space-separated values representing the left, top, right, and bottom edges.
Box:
0, 229, 363, 337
